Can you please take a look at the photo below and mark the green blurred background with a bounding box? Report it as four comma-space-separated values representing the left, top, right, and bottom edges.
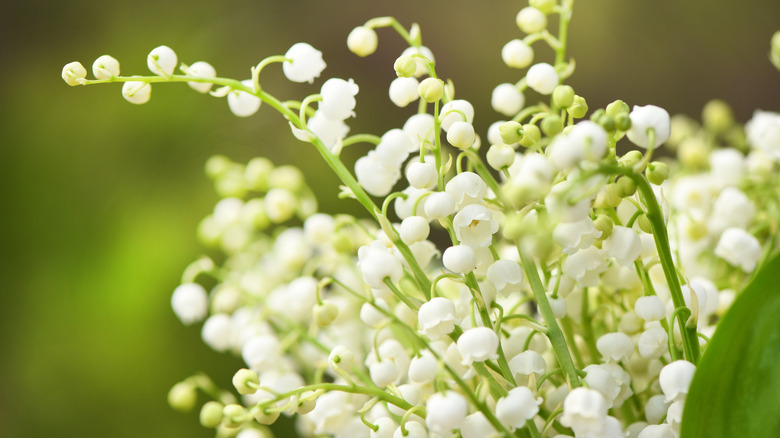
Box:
1, 0, 778, 436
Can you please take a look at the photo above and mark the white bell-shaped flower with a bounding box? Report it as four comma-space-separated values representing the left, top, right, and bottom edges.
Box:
418, 297, 457, 341
242, 334, 281, 370
357, 241, 403, 289
399, 216, 430, 244
492, 83, 525, 116
369, 359, 400, 387
440, 99, 475, 132
461, 412, 497, 438
638, 424, 676, 438
637, 326, 668, 359
92, 55, 120, 79
502, 39, 534, 69
320, 78, 359, 121
603, 225, 642, 267
709, 148, 745, 188
355, 151, 400, 197
596, 332, 635, 362
201, 313, 234, 352
264, 188, 296, 223
645, 394, 670, 424
634, 296, 666, 321
446, 121, 476, 150
627, 105, 671, 149
227, 80, 262, 117
375, 129, 413, 168
486, 144, 516, 170
496, 386, 541, 427
508, 350, 546, 377
62, 61, 87, 86
486, 259, 524, 297
307, 110, 349, 151
545, 183, 592, 222
347, 26, 378, 57
283, 42, 326, 83
445, 172, 488, 209
406, 161, 438, 189
569, 120, 608, 162
393, 422, 426, 438
403, 113, 436, 151
710, 186, 754, 234
171, 283, 208, 325
185, 61, 216, 93
516, 6, 547, 33
583, 364, 621, 408
453, 204, 498, 248
425, 391, 468, 434
409, 350, 438, 383
303, 213, 335, 245
715, 227, 762, 272
666, 401, 684, 430
389, 77, 420, 107
424, 191, 456, 219
745, 110, 780, 159
559, 387, 609, 436
122, 80, 151, 105
526, 63, 558, 95
443, 244, 477, 274
147, 45, 177, 76
360, 300, 390, 328
562, 247, 609, 288
457, 326, 499, 365
659, 360, 696, 402
553, 217, 602, 255
400, 45, 436, 78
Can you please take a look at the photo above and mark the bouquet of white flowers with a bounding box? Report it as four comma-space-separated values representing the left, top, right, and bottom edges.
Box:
62, 1, 780, 437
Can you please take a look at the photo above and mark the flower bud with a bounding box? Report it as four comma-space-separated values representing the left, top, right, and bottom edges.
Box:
619, 150, 643, 168
394, 55, 417, 78
519, 124, 541, 147
227, 80, 262, 117
254, 407, 280, 425
418, 77, 444, 103
606, 100, 630, 117
400, 215, 430, 244
168, 381, 198, 412
446, 121, 476, 149
516, 7, 547, 33
222, 404, 247, 429
186, 61, 217, 93
567, 95, 588, 119
645, 161, 670, 185
491, 83, 525, 116
615, 113, 632, 131
616, 176, 637, 197
122, 80, 152, 104
313, 300, 339, 327
702, 99, 734, 134
424, 191, 456, 219
147, 45, 177, 77
443, 244, 477, 274
62, 61, 87, 86
772, 30, 780, 69
347, 26, 378, 57
406, 161, 437, 189
541, 114, 563, 137
487, 144, 515, 170
232, 368, 260, 395
502, 39, 534, 69
553, 85, 575, 108
530, 0, 556, 14
328, 345, 355, 371
171, 283, 209, 325
389, 77, 420, 108
627, 104, 671, 149
92, 55, 120, 79
296, 391, 317, 415
526, 63, 558, 95
200, 401, 224, 428
499, 121, 524, 144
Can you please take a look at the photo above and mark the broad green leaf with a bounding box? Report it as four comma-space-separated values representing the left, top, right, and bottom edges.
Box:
681, 251, 780, 437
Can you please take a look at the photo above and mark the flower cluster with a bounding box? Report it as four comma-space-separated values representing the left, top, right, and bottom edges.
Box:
63, 1, 780, 438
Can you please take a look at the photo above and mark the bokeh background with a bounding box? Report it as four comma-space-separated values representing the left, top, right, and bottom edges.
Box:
1, 0, 779, 436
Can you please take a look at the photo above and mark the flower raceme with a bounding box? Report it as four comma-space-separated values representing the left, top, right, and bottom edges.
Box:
61, 2, 780, 438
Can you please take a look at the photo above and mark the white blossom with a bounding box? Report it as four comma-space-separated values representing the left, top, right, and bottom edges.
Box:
526, 63, 558, 95
320, 78, 359, 121
634, 296, 666, 322
283, 42, 326, 83
357, 241, 403, 289
658, 360, 696, 403
457, 326, 499, 365
92, 55, 120, 79
347, 26, 378, 57
171, 283, 208, 325
389, 77, 420, 107
553, 217, 602, 254
486, 259, 524, 297
425, 391, 468, 434
715, 227, 762, 272
418, 297, 457, 341
227, 80, 262, 117
440, 99, 475, 132
502, 39, 534, 69
516, 7, 547, 33
627, 105, 671, 149
406, 161, 438, 189
746, 110, 780, 159
445, 172, 488, 209
603, 225, 642, 267
495, 387, 541, 427
147, 45, 177, 76
401, 45, 436, 78
559, 387, 609, 436
403, 113, 436, 151
492, 83, 525, 116
122, 80, 151, 105
184, 61, 216, 93
453, 204, 499, 248
442, 244, 477, 274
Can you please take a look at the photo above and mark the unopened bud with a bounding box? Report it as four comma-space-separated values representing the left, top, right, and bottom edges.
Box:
499, 121, 524, 144
418, 77, 444, 102
200, 401, 224, 428
394, 55, 417, 78
541, 114, 563, 137
619, 150, 643, 169
702, 99, 734, 134
646, 161, 670, 185
567, 95, 588, 119
314, 300, 339, 327
606, 99, 630, 118
519, 124, 541, 147
232, 368, 260, 395
168, 381, 198, 412
62, 61, 87, 86
616, 176, 637, 197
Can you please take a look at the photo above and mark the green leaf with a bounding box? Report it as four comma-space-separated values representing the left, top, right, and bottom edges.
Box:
681, 251, 780, 437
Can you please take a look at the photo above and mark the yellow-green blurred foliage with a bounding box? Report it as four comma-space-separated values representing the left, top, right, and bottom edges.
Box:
1, 0, 778, 436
